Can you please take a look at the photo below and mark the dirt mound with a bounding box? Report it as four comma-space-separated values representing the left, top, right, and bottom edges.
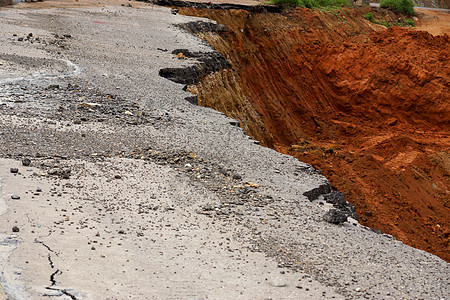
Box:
179, 6, 450, 261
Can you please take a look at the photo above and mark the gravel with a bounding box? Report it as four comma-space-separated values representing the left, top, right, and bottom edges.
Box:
0, 2, 448, 300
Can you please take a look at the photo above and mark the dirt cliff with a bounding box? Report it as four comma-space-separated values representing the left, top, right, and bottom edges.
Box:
179, 6, 450, 261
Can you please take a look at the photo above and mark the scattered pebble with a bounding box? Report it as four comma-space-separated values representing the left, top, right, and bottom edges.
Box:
232, 174, 242, 180
22, 158, 31, 166
270, 276, 287, 287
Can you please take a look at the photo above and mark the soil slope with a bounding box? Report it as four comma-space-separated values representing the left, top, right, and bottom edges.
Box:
181, 7, 450, 261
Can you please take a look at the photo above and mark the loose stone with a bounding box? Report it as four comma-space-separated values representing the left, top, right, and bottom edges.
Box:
323, 209, 347, 224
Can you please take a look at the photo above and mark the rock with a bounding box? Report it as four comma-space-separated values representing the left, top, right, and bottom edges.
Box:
48, 168, 71, 179
323, 190, 358, 221
12, 226, 19, 232
11, 195, 20, 200
114, 174, 122, 179
10, 168, 18, 174
323, 209, 347, 224
232, 174, 242, 180
78, 102, 102, 109
46, 84, 60, 90
269, 276, 287, 287
60, 168, 71, 179
324, 191, 346, 206
22, 158, 31, 166
48, 168, 59, 175
303, 184, 331, 201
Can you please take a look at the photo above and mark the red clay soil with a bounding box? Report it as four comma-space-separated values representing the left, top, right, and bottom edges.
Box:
181, 7, 450, 262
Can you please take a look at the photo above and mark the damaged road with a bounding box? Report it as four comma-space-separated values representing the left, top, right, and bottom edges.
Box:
0, 0, 449, 299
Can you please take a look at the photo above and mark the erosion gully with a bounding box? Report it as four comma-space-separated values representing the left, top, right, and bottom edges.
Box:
161, 2, 450, 262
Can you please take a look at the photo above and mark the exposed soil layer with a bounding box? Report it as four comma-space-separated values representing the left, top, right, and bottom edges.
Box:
179, 6, 450, 261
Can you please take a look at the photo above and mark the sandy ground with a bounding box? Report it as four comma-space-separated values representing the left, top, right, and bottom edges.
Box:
0, 1, 449, 299
415, 8, 450, 35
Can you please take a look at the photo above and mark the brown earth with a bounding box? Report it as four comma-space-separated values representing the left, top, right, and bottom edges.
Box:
415, 7, 450, 35
181, 6, 450, 262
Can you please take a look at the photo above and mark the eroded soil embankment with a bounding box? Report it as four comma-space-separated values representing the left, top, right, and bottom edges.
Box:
179, 7, 450, 262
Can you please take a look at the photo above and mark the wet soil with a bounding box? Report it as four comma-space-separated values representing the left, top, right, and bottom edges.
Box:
178, 6, 450, 261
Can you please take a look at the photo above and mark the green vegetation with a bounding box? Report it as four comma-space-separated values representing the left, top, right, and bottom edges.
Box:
269, 0, 350, 8
380, 0, 415, 15
268, 0, 299, 6
378, 20, 392, 28
364, 11, 415, 28
363, 12, 376, 22
404, 18, 416, 26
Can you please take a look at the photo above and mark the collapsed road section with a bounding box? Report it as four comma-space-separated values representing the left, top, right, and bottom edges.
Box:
165, 2, 450, 262
0, 1, 449, 299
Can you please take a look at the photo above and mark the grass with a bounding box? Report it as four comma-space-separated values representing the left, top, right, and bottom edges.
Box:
364, 11, 415, 28
404, 18, 416, 26
380, 0, 415, 15
268, 0, 350, 8
363, 12, 375, 22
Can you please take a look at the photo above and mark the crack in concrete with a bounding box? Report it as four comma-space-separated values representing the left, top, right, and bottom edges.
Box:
47, 254, 55, 269
34, 239, 58, 256
44, 287, 77, 300
35, 240, 78, 299
49, 269, 61, 286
